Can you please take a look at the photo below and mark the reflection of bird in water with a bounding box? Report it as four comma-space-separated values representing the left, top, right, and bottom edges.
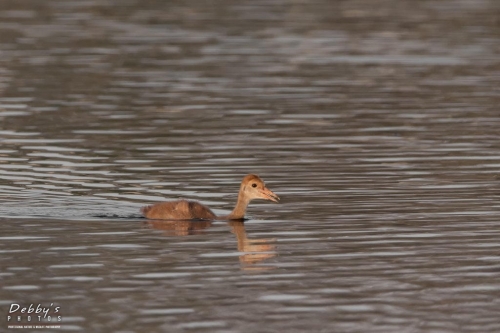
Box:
229, 221, 277, 268
141, 174, 279, 220
145, 219, 212, 236
145, 220, 277, 268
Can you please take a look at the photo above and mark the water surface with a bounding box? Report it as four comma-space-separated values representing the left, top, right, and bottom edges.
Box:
1, 0, 500, 332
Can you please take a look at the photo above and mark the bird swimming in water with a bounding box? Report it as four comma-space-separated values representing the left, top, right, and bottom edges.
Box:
141, 174, 279, 220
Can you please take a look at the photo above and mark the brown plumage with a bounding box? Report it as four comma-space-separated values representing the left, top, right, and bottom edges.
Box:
141, 174, 279, 220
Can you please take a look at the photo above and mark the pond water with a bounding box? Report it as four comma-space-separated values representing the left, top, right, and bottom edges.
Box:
1, 0, 500, 332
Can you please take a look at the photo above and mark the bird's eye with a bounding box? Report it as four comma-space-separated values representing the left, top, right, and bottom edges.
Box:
251, 183, 257, 188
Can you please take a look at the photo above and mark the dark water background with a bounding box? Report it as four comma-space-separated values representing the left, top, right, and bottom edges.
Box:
1, 0, 500, 332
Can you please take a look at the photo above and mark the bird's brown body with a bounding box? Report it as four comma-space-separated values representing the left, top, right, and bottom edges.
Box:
141, 174, 279, 220
141, 200, 216, 220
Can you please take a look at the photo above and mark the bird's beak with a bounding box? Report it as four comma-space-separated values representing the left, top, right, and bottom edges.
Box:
260, 187, 280, 203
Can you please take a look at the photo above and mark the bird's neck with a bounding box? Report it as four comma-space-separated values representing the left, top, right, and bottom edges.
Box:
227, 191, 250, 220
